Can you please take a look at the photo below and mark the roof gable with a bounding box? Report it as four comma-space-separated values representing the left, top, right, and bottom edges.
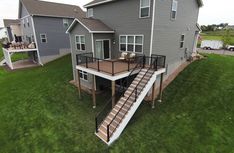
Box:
84, 0, 203, 8
66, 17, 114, 33
18, 0, 85, 19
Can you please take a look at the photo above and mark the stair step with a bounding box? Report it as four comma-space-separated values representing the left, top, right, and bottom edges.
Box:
96, 131, 108, 142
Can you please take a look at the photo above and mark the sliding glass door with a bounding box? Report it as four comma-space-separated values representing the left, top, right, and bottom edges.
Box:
95, 40, 110, 59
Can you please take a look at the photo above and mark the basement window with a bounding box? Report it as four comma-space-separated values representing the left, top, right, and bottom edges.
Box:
40, 34, 47, 43
180, 34, 185, 48
140, 0, 150, 18
79, 70, 88, 81
171, 0, 178, 20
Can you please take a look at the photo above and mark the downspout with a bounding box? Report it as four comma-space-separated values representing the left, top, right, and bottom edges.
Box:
149, 0, 156, 57
31, 15, 43, 65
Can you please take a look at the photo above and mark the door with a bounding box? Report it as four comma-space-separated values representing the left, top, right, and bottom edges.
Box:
95, 40, 110, 59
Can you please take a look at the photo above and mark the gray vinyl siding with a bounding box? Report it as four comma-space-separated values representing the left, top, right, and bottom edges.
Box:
152, 0, 200, 75
20, 16, 34, 42
33, 16, 72, 57
19, 3, 29, 18
90, 0, 153, 57
69, 22, 93, 88
93, 33, 114, 58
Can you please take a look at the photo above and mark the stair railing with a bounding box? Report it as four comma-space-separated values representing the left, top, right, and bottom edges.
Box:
106, 67, 155, 142
95, 56, 145, 133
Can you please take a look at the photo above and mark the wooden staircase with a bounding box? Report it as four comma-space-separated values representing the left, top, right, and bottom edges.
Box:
96, 68, 157, 144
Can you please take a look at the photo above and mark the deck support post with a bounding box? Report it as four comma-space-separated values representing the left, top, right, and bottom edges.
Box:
77, 70, 81, 99
151, 81, 156, 109
158, 73, 164, 103
112, 80, 116, 108
92, 75, 96, 108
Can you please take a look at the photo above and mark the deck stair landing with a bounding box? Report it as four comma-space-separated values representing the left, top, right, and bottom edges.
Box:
96, 68, 160, 145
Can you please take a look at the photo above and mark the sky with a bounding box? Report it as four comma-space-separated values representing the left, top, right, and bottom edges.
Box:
0, 0, 234, 27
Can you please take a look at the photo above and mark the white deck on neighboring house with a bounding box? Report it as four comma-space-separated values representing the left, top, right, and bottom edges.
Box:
2, 48, 39, 70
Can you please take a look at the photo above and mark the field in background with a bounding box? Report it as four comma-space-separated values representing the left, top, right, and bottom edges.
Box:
198, 30, 234, 47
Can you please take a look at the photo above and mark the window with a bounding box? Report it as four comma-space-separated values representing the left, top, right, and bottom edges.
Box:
40, 34, 47, 43
140, 0, 150, 18
26, 18, 30, 27
23, 19, 25, 28
63, 19, 69, 27
180, 34, 185, 48
79, 70, 88, 81
87, 8, 93, 18
120, 35, 143, 53
75, 35, 85, 51
171, 0, 178, 20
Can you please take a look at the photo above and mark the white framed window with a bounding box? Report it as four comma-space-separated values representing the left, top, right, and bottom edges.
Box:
79, 70, 88, 81
140, 0, 150, 18
26, 18, 30, 27
180, 34, 185, 48
171, 0, 178, 20
23, 19, 25, 28
119, 35, 143, 53
75, 35, 85, 51
87, 8, 93, 18
40, 34, 47, 43
63, 19, 69, 27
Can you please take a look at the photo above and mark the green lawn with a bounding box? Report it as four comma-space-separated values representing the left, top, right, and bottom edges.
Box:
0, 55, 234, 152
11, 52, 29, 62
0, 44, 3, 60
199, 32, 234, 45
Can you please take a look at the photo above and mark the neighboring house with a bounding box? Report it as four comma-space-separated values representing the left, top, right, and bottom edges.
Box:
0, 27, 8, 40
3, 19, 22, 42
15, 0, 85, 65
66, 0, 203, 145
224, 25, 234, 30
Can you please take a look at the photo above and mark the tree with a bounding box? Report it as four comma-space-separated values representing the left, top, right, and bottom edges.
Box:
222, 29, 231, 47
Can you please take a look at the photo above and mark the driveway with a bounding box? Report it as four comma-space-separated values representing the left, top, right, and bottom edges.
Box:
198, 48, 234, 56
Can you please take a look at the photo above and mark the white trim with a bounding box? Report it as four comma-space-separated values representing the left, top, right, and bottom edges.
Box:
91, 33, 94, 56
84, 0, 114, 8
20, 15, 31, 20
31, 16, 43, 65
119, 35, 144, 53
76, 65, 143, 81
90, 31, 115, 33
66, 19, 115, 34
75, 35, 86, 51
149, 0, 156, 56
95, 39, 111, 59
139, 0, 151, 18
40, 33, 47, 43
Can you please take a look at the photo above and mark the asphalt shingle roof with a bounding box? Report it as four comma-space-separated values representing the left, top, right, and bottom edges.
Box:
20, 0, 85, 18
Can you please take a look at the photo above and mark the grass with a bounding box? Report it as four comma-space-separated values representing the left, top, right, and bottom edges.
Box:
0, 54, 234, 152
11, 52, 29, 62
0, 44, 3, 60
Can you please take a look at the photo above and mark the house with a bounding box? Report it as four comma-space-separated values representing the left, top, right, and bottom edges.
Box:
2, 0, 85, 70
0, 27, 8, 40
66, 0, 203, 145
3, 19, 22, 42
224, 25, 234, 30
